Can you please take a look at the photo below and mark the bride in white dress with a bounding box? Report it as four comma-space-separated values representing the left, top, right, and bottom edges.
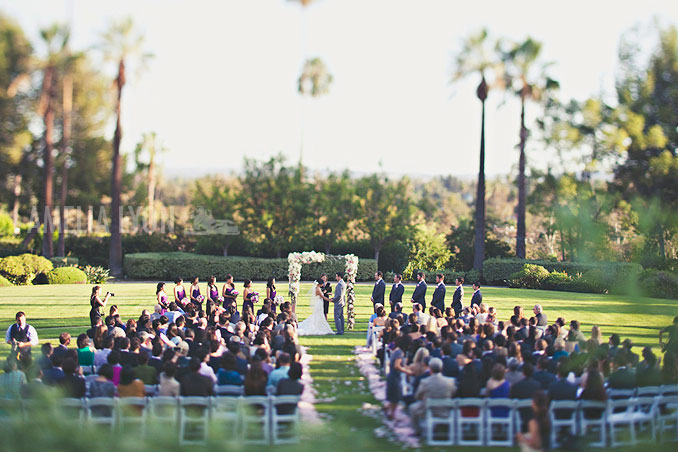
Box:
297, 281, 335, 336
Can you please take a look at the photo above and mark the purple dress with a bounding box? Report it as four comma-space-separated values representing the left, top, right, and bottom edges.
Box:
159, 293, 169, 311
175, 286, 186, 304
268, 287, 277, 314
191, 287, 203, 307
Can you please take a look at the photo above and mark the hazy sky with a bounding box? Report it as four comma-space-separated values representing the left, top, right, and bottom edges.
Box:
3, 0, 677, 178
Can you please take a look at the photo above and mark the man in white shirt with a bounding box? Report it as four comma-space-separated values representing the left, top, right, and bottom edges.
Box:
412, 303, 430, 326
5, 311, 39, 351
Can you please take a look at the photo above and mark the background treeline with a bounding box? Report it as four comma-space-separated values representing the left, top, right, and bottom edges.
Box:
0, 13, 677, 288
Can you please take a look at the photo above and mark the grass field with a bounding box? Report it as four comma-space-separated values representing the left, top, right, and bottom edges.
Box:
0, 282, 676, 450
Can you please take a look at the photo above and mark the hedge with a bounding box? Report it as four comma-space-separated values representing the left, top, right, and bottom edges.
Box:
0, 275, 12, 287
483, 257, 642, 291
47, 267, 88, 284
638, 269, 678, 300
0, 253, 53, 285
49, 256, 79, 268
0, 236, 27, 258
123, 252, 378, 282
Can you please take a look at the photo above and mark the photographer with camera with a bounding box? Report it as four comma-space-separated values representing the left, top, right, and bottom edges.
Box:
90, 285, 113, 328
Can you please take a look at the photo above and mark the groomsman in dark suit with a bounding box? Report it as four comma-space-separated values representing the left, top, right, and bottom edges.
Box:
411, 271, 427, 310
370, 271, 386, 307
431, 273, 446, 312
388, 274, 404, 313
470, 282, 482, 308
451, 277, 464, 318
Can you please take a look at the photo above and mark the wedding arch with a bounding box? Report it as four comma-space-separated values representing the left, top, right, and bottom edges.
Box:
287, 251, 359, 330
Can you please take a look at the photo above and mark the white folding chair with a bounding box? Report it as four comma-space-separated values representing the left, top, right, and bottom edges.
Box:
401, 374, 414, 399
215, 385, 244, 396
579, 400, 607, 447
117, 397, 148, 435
658, 395, 678, 443
632, 396, 657, 443
661, 385, 678, 397
241, 396, 271, 445
369, 326, 384, 354
513, 399, 533, 436
144, 385, 158, 397
148, 396, 179, 432
456, 398, 485, 446
87, 397, 117, 430
84, 374, 99, 397
637, 386, 661, 398
210, 396, 241, 438
383, 348, 391, 376
425, 398, 455, 446
61, 398, 87, 424
549, 400, 578, 449
608, 388, 636, 401
179, 396, 210, 445
608, 398, 637, 447
271, 395, 301, 445
486, 398, 514, 446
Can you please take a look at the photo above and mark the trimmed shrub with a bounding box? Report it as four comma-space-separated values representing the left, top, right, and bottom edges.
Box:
49, 256, 79, 268
0, 274, 12, 287
47, 266, 88, 284
80, 265, 112, 284
0, 213, 13, 236
508, 264, 550, 289
638, 269, 678, 299
0, 253, 54, 285
542, 271, 572, 291
123, 252, 378, 282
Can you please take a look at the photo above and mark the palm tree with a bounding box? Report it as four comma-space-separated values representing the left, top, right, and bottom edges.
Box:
452, 29, 501, 271
38, 24, 70, 258
98, 18, 152, 276
134, 132, 166, 233
501, 37, 558, 259
297, 57, 333, 161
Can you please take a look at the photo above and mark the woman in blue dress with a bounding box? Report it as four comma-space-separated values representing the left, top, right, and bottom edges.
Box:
385, 334, 413, 420
486, 363, 511, 417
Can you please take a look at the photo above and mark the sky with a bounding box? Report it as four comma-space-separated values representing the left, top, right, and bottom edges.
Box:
2, 0, 677, 179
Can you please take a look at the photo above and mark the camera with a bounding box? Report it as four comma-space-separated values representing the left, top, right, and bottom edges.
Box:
107, 292, 115, 297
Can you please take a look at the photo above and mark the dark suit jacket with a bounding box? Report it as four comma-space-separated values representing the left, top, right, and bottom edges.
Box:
452, 285, 463, 312
510, 377, 541, 399
389, 283, 404, 304
180, 372, 215, 396
411, 281, 427, 309
470, 290, 482, 307
431, 283, 446, 311
372, 279, 386, 305
534, 370, 557, 390
441, 356, 460, 378
608, 368, 637, 389
52, 345, 69, 361
548, 378, 578, 401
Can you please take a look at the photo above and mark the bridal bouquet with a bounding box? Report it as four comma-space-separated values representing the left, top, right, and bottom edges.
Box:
273, 294, 284, 306
195, 294, 205, 303
250, 292, 260, 304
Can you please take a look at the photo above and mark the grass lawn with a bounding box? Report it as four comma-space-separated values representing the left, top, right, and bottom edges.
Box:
0, 282, 676, 450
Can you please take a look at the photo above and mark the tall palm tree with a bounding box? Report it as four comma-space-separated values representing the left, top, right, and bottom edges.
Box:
98, 18, 152, 276
38, 24, 70, 258
297, 57, 332, 162
134, 132, 165, 233
501, 37, 558, 259
452, 29, 501, 271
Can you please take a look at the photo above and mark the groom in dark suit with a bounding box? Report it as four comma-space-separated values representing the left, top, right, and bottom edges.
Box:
371, 271, 386, 307
411, 271, 427, 310
431, 273, 446, 312
388, 274, 404, 313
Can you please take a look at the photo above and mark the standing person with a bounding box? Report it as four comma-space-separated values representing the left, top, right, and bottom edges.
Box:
189, 276, 204, 309
331, 273, 346, 335
471, 282, 483, 308
206, 276, 220, 315
411, 272, 428, 310
266, 277, 278, 315
89, 286, 112, 328
173, 278, 188, 307
156, 282, 169, 311
385, 335, 413, 420
660, 316, 678, 357
242, 279, 255, 314
451, 277, 464, 318
431, 273, 446, 312
371, 271, 386, 307
5, 311, 39, 354
319, 273, 332, 321
388, 274, 404, 313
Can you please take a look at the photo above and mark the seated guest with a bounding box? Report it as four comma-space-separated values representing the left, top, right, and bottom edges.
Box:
505, 360, 524, 386
607, 351, 636, 389
579, 368, 607, 418
0, 359, 27, 400
107, 350, 122, 386
37, 343, 53, 372
76, 334, 95, 369
533, 357, 556, 390
53, 333, 71, 361
134, 352, 158, 385
244, 361, 269, 396
89, 364, 116, 397
217, 352, 244, 386
409, 358, 456, 435
548, 360, 577, 402
60, 357, 86, 398
456, 364, 482, 416
117, 365, 145, 397
158, 362, 180, 397
180, 358, 215, 396
533, 304, 547, 328
516, 391, 551, 452
636, 347, 663, 387
486, 363, 510, 417
510, 363, 541, 431
268, 352, 291, 389
94, 336, 114, 367
43, 353, 65, 385
276, 361, 304, 396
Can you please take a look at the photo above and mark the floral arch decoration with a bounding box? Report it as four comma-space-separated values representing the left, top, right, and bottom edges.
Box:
287, 251, 359, 330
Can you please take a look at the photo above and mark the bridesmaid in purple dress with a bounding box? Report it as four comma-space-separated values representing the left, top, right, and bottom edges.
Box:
173, 277, 188, 307
242, 279, 254, 314
266, 277, 278, 314
221, 274, 238, 305
206, 275, 220, 315
189, 276, 203, 309
156, 282, 169, 312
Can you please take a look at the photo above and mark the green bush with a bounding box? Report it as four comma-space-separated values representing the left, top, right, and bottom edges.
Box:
483, 257, 642, 289
638, 269, 678, 299
47, 266, 88, 284
542, 271, 572, 290
508, 264, 550, 289
0, 274, 12, 287
0, 213, 14, 236
0, 253, 54, 285
49, 256, 79, 268
0, 236, 28, 258
123, 252, 378, 282
80, 265, 112, 284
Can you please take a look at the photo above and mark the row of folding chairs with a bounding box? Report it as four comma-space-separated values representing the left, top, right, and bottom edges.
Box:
141, 384, 245, 397
423, 396, 678, 448
0, 395, 300, 446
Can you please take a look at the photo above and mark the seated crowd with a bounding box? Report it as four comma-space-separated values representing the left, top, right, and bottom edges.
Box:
375, 300, 678, 443
0, 278, 305, 404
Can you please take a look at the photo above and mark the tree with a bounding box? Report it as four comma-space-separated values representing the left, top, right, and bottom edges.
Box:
192, 177, 241, 256
355, 174, 414, 265
98, 17, 152, 276
452, 29, 502, 271
134, 132, 166, 233
312, 171, 357, 254
404, 226, 452, 279
500, 37, 559, 258
446, 218, 512, 271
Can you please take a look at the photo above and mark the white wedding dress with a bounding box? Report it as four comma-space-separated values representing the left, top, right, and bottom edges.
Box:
297, 283, 335, 336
